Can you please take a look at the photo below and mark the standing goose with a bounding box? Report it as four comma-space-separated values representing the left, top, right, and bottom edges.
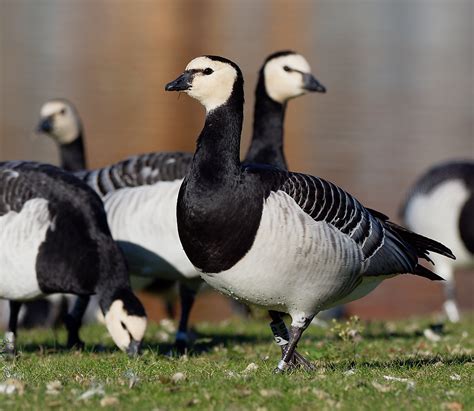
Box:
245, 50, 325, 168
71, 52, 324, 354
401, 160, 473, 322
37, 99, 87, 171
0, 161, 147, 355
165, 55, 455, 372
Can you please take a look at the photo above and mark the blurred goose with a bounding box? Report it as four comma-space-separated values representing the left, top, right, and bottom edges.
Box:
401, 160, 473, 322
0, 161, 146, 355
165, 55, 455, 372
72, 51, 324, 353
37, 99, 86, 171
36, 98, 175, 347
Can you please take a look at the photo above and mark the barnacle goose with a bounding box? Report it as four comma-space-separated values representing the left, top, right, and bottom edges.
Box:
165, 55, 455, 372
401, 160, 473, 322
37, 99, 87, 172
21, 99, 91, 345
245, 50, 326, 168
36, 98, 176, 345
74, 51, 324, 354
0, 161, 147, 355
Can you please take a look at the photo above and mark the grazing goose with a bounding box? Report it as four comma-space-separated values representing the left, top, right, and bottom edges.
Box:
165, 55, 455, 372
36, 98, 176, 345
21, 99, 90, 342
72, 51, 324, 354
401, 160, 473, 322
0, 161, 147, 355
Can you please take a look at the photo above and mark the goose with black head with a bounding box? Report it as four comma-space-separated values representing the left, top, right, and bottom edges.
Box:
73, 52, 325, 355
0, 161, 147, 355
166, 55, 455, 372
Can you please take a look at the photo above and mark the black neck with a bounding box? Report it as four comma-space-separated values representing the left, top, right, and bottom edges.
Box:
60, 133, 86, 172
189, 82, 244, 185
244, 73, 287, 169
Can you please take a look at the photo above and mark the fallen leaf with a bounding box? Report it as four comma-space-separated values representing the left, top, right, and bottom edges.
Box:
100, 396, 119, 407
383, 375, 415, 390
259, 388, 281, 398
155, 331, 170, 343
243, 363, 259, 374
171, 372, 186, 384
237, 387, 252, 397
442, 402, 463, 411
77, 385, 105, 401
160, 319, 176, 334
424, 328, 441, 342
371, 381, 392, 392
46, 380, 62, 396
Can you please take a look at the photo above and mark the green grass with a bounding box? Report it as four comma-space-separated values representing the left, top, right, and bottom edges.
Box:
0, 315, 472, 411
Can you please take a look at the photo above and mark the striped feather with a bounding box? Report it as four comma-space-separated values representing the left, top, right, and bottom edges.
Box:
77, 152, 193, 198
279, 173, 385, 261
257, 168, 454, 280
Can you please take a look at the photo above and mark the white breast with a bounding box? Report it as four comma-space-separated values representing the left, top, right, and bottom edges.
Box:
0, 198, 51, 300
103, 180, 198, 280
404, 179, 473, 268
200, 191, 365, 318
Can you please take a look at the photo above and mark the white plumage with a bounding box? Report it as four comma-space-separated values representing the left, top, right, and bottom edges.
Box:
103, 180, 196, 279
201, 191, 373, 319
0, 198, 51, 300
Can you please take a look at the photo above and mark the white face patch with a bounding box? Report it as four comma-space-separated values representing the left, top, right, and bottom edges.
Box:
104, 300, 147, 351
264, 54, 312, 103
184, 57, 238, 112
39, 100, 80, 145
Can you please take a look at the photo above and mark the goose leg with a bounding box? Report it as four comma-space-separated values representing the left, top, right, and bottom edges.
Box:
64, 295, 90, 349
173, 280, 201, 355
439, 265, 460, 323
4, 301, 21, 355
269, 311, 314, 371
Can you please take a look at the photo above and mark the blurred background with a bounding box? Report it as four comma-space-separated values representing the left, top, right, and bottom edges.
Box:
0, 0, 472, 324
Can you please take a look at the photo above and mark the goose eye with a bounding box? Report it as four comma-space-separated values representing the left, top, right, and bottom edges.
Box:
60, 108, 66, 115
283, 66, 292, 72
203, 68, 214, 75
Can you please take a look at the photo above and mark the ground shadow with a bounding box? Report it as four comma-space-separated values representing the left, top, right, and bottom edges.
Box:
146, 330, 270, 356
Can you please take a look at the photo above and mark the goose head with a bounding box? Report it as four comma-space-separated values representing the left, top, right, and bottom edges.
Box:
102, 289, 147, 356
262, 51, 326, 103
165, 55, 243, 112
37, 99, 82, 145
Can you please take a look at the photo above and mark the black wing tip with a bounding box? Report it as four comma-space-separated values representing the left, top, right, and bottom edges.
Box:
415, 264, 445, 281
385, 220, 456, 261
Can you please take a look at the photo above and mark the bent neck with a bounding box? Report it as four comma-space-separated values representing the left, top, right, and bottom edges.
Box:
59, 132, 86, 172
244, 74, 287, 169
190, 84, 244, 185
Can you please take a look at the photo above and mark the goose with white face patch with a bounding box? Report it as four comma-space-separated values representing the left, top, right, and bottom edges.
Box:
245, 50, 326, 169
36, 98, 177, 348
165, 55, 455, 373
0, 161, 147, 355
401, 160, 474, 322
21, 99, 90, 346
73, 51, 324, 354
37, 99, 86, 172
